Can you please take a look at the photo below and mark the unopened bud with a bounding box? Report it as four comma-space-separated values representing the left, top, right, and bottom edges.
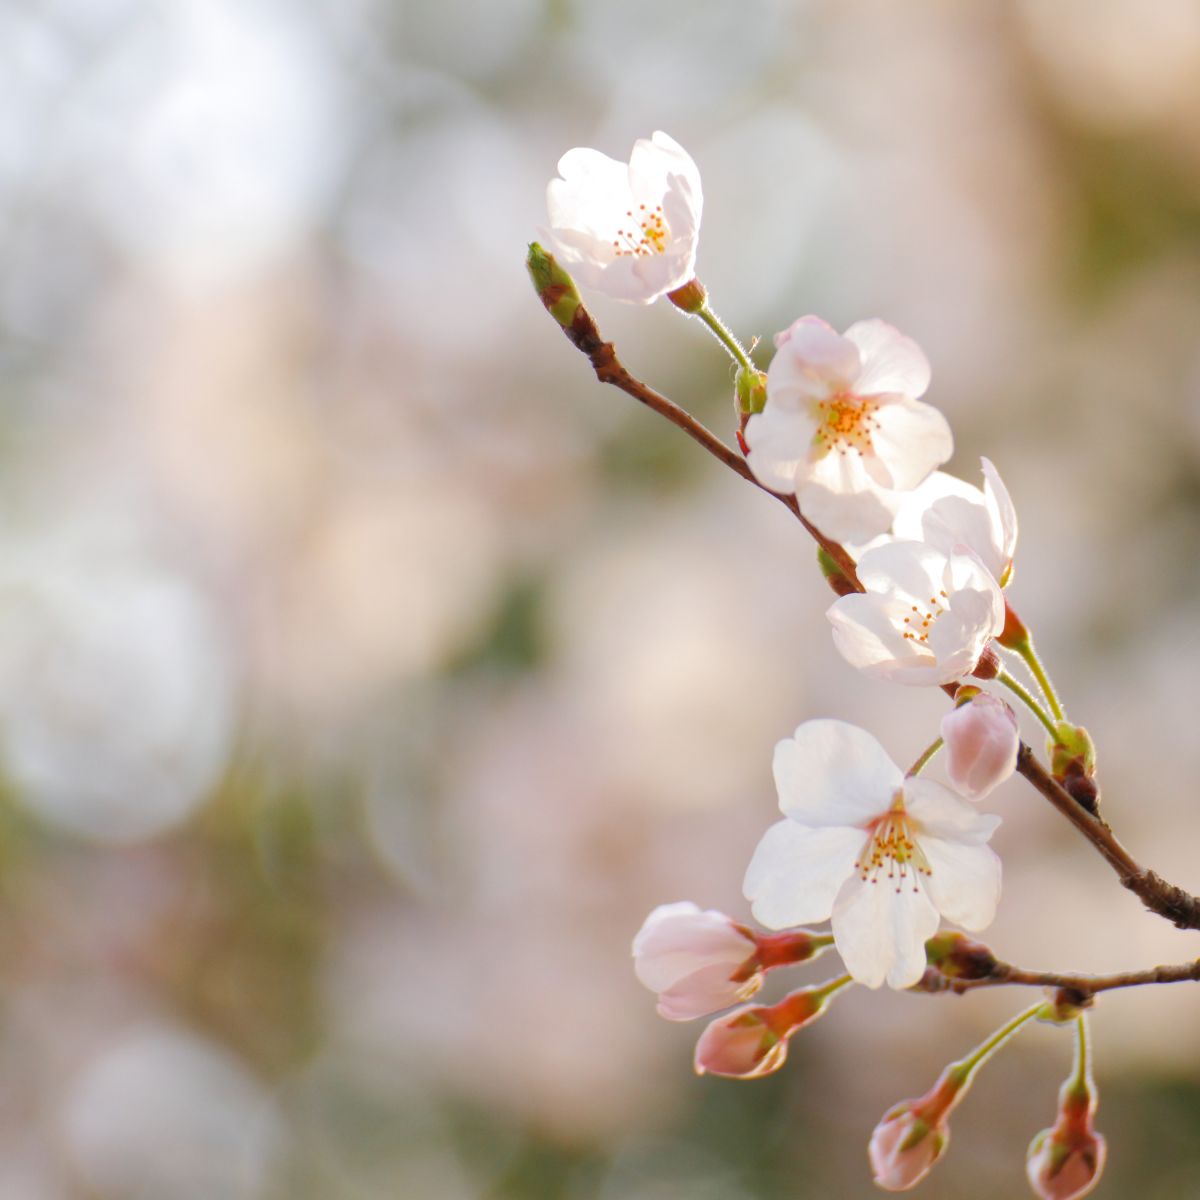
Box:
972, 646, 1001, 680
735, 366, 767, 417
924, 932, 999, 981
817, 547, 857, 597
632, 902, 762, 1021
941, 692, 1019, 800
526, 242, 583, 328
1050, 723, 1099, 814
1026, 1018, 1105, 1200
693, 978, 849, 1079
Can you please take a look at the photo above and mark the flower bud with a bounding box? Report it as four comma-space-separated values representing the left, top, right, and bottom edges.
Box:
633, 903, 834, 1021
924, 932, 999, 981
666, 278, 707, 313
941, 692, 1019, 800
735, 366, 767, 417
1027, 1015, 1106, 1200
633, 902, 760, 1021
869, 1103, 949, 1191
1026, 1125, 1106, 1200
693, 979, 848, 1079
1050, 723, 1099, 814
526, 242, 583, 329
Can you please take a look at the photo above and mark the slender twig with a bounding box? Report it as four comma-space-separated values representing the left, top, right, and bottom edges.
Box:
930, 956, 1200, 997
533, 281, 1200, 934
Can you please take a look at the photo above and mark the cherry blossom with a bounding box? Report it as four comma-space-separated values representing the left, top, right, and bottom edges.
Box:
743, 720, 1001, 989
893, 457, 1018, 587
632, 902, 759, 1020
941, 691, 1019, 800
743, 316, 952, 543
1026, 1126, 1107, 1200
544, 131, 702, 305
827, 541, 1005, 686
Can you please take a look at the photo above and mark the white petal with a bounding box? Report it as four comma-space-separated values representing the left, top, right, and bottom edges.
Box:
769, 316, 860, 402
744, 404, 815, 494
547, 147, 633, 235
980, 457, 1018, 570
773, 720, 903, 826
831, 871, 939, 989
656, 962, 754, 1021
870, 399, 954, 491
743, 819, 862, 928
903, 779, 1002, 843
921, 836, 1002, 931
843, 319, 932, 399
855, 540, 944, 605
797, 478, 898, 544
827, 593, 931, 677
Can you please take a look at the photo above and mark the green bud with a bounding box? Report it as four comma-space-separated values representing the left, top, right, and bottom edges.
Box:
526, 242, 583, 328
924, 931, 998, 980
735, 366, 767, 416
1050, 723, 1096, 775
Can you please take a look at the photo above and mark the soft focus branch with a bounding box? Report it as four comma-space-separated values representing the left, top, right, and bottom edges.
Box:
529, 257, 1200, 934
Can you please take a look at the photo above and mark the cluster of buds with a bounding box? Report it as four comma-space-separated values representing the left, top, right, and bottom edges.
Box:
532, 130, 1116, 1195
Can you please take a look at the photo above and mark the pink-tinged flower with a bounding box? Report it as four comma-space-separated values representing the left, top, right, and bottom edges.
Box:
827, 541, 1005, 686
743, 721, 1001, 990
693, 979, 849, 1079
743, 317, 952, 543
632, 902, 834, 1020
632, 902, 758, 1020
544, 131, 702, 305
940, 692, 1019, 800
893, 457, 1018, 587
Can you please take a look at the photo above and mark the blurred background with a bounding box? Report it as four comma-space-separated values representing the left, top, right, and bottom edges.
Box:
3, 0, 1200, 1196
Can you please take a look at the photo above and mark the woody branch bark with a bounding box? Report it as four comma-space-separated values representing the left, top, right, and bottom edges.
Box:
528, 250, 1200, 934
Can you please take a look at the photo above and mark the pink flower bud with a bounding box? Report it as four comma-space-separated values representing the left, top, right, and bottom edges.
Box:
941, 692, 1019, 800
633, 902, 760, 1020
1026, 1125, 1107, 1200
693, 982, 844, 1079
869, 1104, 949, 1192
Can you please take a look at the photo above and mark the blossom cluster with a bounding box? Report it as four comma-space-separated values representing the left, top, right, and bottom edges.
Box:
538, 132, 1105, 1198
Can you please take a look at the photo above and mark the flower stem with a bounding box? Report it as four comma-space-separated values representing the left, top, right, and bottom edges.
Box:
906, 737, 944, 777
1070, 1013, 1091, 1094
1012, 637, 1066, 721
696, 304, 756, 373
997, 670, 1059, 740
951, 1002, 1042, 1081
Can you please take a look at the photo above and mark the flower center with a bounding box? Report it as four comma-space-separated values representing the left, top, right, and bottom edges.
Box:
900, 591, 950, 644
812, 394, 880, 457
612, 204, 670, 257
857, 793, 931, 893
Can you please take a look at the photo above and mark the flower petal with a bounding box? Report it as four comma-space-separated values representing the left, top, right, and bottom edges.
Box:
774, 719, 903, 826
831, 870, 939, 989
797, 478, 898, 544
743, 403, 816, 494
981, 457, 1018, 570
827, 592, 933, 678
870, 398, 953, 491
843, 319, 932, 399
903, 779, 1002, 843
920, 836, 1002, 931
743, 819, 863, 928
769, 316, 860, 402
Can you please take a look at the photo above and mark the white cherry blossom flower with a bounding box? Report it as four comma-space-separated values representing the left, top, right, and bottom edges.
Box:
743, 720, 1001, 989
744, 317, 953, 543
544, 131, 702, 304
893, 457, 1018, 587
827, 541, 1005, 686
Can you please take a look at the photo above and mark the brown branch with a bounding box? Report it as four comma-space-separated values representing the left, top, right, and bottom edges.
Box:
925, 957, 1200, 997
542, 290, 860, 587
533, 272, 1200, 933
